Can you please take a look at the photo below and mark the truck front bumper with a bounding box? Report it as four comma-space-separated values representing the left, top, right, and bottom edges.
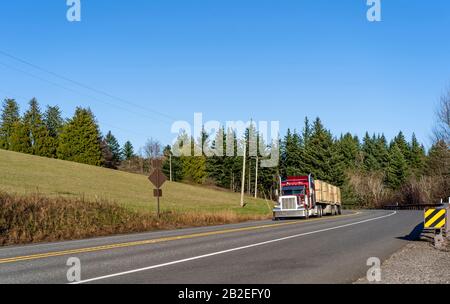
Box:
273, 209, 308, 219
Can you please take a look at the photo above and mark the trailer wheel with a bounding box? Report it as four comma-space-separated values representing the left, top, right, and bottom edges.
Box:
338, 206, 342, 215
318, 206, 323, 218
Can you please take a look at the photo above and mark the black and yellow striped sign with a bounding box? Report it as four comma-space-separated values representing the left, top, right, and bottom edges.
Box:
424, 208, 447, 229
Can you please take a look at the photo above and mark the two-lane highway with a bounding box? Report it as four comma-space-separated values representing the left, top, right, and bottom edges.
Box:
0, 210, 422, 284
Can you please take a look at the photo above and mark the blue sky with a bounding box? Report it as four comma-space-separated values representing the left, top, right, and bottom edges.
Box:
0, 0, 449, 150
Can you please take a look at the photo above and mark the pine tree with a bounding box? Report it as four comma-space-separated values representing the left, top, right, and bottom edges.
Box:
57, 107, 103, 166
100, 138, 117, 169
385, 144, 409, 189
105, 131, 121, 164
175, 131, 207, 184
362, 133, 381, 171
162, 145, 183, 182
280, 129, 302, 177
391, 131, 410, 162
336, 133, 360, 169
302, 117, 312, 147
122, 141, 135, 160
425, 140, 450, 177
409, 133, 426, 174
0, 99, 20, 149
9, 120, 32, 154
23, 98, 55, 157
302, 118, 335, 182
206, 128, 227, 187
44, 105, 64, 138
373, 134, 389, 169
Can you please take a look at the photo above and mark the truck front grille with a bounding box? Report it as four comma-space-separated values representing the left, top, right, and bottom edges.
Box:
281, 197, 297, 210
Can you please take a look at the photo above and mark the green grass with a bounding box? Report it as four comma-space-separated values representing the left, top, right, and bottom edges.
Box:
0, 149, 272, 216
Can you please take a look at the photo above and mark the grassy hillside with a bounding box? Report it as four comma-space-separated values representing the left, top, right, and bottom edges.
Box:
0, 149, 271, 216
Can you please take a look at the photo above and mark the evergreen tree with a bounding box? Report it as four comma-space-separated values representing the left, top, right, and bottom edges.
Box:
44, 105, 64, 138
206, 128, 227, 187
391, 131, 410, 162
162, 145, 183, 182
385, 144, 409, 189
23, 98, 55, 157
409, 133, 426, 174
302, 117, 312, 147
100, 138, 115, 168
373, 134, 389, 170
105, 131, 121, 164
175, 131, 207, 184
9, 120, 32, 154
302, 118, 335, 182
57, 107, 103, 166
336, 133, 360, 169
122, 141, 135, 160
425, 140, 450, 177
280, 129, 303, 177
0, 99, 20, 149
362, 133, 381, 171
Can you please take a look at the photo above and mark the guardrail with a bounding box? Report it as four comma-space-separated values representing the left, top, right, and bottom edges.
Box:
383, 204, 444, 211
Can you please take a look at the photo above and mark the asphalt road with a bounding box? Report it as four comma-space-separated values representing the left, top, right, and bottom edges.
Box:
0, 210, 422, 284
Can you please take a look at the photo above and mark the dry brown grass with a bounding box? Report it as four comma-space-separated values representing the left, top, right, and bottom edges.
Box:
0, 192, 270, 246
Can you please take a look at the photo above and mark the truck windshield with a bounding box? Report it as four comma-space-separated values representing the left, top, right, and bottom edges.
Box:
282, 186, 305, 196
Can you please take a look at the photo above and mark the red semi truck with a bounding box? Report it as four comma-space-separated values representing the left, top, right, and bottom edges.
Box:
273, 175, 342, 220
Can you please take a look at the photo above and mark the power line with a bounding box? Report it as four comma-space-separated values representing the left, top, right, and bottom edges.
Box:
0, 49, 176, 121
0, 60, 171, 125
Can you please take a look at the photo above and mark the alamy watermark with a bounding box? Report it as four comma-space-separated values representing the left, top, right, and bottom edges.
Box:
65, 1, 380, 23
171, 113, 280, 168
367, 0, 382, 22
66, 257, 81, 283
67, 0, 81, 22
366, 257, 382, 282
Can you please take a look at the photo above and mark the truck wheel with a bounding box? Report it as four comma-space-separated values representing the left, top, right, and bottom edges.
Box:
318, 206, 323, 218
305, 209, 310, 219
338, 206, 342, 215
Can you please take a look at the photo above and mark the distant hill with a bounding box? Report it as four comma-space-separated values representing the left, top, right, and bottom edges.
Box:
0, 149, 270, 216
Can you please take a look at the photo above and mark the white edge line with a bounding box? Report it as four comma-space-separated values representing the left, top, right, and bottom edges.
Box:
71, 211, 397, 284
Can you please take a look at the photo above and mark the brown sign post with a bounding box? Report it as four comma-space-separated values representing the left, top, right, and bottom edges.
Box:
148, 159, 167, 218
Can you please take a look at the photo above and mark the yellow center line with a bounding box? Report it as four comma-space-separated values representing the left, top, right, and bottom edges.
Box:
0, 212, 361, 265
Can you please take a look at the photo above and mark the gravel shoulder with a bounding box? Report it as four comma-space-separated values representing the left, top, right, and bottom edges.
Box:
356, 231, 450, 284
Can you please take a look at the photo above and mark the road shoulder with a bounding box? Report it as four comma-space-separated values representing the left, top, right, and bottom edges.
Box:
356, 232, 450, 284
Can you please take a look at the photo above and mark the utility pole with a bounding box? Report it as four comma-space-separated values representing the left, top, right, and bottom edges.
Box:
169, 153, 173, 182
240, 139, 247, 208
248, 158, 251, 195
254, 155, 259, 198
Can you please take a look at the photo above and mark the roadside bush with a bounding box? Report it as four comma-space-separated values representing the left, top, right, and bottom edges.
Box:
346, 170, 393, 208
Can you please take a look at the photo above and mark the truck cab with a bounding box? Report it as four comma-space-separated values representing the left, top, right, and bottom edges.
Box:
273, 175, 315, 219
273, 175, 342, 220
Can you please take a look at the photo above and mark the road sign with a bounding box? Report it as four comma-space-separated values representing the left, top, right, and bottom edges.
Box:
424, 208, 447, 229
147, 159, 167, 218
153, 189, 163, 197
148, 169, 167, 189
